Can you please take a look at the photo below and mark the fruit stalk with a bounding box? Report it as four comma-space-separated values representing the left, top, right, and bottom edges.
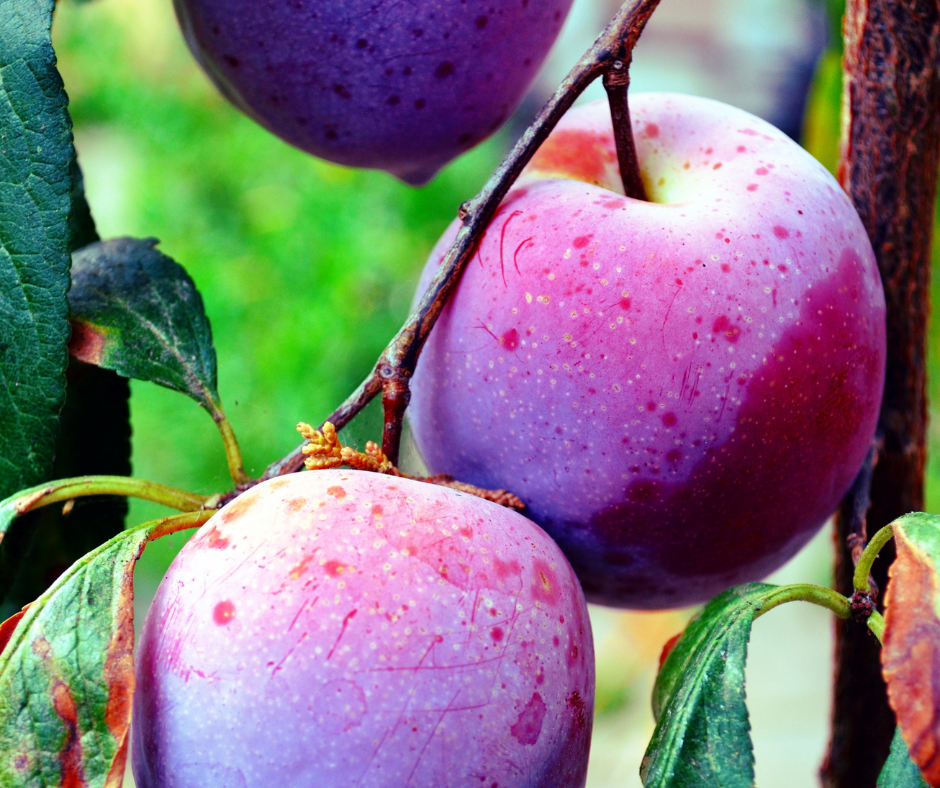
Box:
823, 1, 940, 787
263, 0, 663, 479
602, 64, 648, 201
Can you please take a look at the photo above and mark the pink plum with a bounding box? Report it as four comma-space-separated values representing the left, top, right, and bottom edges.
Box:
131, 471, 594, 787
408, 93, 886, 609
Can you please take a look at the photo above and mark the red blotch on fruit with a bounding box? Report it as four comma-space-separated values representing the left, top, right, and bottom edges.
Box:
643, 122, 659, 138
531, 559, 560, 606
220, 493, 257, 524
712, 315, 741, 343
619, 297, 631, 310
213, 600, 236, 625
526, 129, 614, 186
662, 412, 677, 427
510, 692, 547, 745
290, 553, 316, 580
572, 235, 592, 249
500, 328, 519, 350
324, 559, 349, 577
755, 167, 769, 175
493, 556, 521, 580
327, 486, 346, 500
371, 504, 383, 518
205, 526, 230, 549
286, 497, 306, 513
773, 225, 790, 239
747, 184, 759, 191
491, 626, 504, 642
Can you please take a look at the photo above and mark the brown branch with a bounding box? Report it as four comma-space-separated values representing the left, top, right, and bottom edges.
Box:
821, 2, 940, 787
262, 0, 663, 481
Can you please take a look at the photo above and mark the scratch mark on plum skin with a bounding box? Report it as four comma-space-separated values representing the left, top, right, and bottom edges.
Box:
661, 286, 682, 353
513, 236, 534, 276
498, 210, 523, 287
327, 609, 358, 660
406, 689, 463, 784
288, 595, 319, 632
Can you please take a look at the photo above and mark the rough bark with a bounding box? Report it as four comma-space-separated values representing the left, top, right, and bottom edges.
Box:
822, 2, 940, 786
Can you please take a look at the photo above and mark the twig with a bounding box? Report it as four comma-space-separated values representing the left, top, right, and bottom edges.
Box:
262, 0, 663, 478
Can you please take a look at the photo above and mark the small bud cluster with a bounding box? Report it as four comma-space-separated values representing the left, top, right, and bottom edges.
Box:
296, 422, 524, 510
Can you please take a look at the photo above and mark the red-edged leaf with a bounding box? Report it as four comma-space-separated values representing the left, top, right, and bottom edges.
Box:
882, 512, 940, 786
0, 510, 213, 787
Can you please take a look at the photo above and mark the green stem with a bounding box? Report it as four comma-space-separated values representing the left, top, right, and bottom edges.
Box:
754, 583, 852, 620
867, 610, 885, 643
5, 476, 212, 521
213, 409, 249, 486
854, 524, 896, 594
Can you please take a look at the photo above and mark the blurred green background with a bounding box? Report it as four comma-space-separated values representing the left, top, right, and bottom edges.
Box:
47, 0, 940, 785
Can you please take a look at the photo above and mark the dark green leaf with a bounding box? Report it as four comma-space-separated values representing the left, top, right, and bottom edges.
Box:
878, 729, 930, 788
0, 160, 132, 613
0, 0, 74, 499
882, 512, 940, 785
0, 363, 131, 613
68, 156, 98, 252
67, 237, 222, 414
0, 510, 213, 787
642, 583, 774, 788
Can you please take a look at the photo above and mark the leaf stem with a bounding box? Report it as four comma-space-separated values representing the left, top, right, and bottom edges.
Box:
867, 610, 885, 643
754, 583, 852, 621
854, 524, 896, 594
262, 0, 664, 480
3, 476, 213, 523
213, 410, 250, 485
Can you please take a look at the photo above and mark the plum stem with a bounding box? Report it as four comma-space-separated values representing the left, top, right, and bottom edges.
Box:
263, 0, 664, 480
603, 63, 648, 200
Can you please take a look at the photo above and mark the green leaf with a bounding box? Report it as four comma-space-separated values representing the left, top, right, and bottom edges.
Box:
878, 729, 930, 788
882, 512, 940, 785
67, 237, 222, 415
0, 0, 74, 500
0, 160, 131, 614
642, 583, 774, 788
0, 509, 214, 788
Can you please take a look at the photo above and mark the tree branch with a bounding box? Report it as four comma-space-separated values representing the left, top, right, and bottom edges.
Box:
262, 0, 663, 480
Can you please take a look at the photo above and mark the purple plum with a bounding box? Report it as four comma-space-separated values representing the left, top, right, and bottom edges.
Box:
172, 0, 574, 184
132, 471, 594, 787
408, 94, 887, 609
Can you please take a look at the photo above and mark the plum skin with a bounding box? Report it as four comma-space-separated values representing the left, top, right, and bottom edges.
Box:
131, 471, 594, 788
172, 0, 573, 185
408, 93, 887, 609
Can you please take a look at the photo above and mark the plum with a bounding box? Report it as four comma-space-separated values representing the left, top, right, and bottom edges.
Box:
408, 94, 886, 609
131, 471, 594, 788
172, 0, 574, 184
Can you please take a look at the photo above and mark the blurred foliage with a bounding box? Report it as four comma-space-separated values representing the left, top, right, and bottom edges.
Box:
51, 0, 503, 587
